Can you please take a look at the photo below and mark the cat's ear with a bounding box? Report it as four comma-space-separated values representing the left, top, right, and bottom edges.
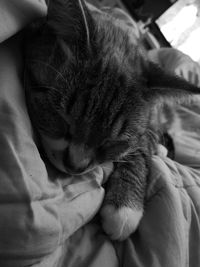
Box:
144, 62, 200, 104
47, 0, 94, 49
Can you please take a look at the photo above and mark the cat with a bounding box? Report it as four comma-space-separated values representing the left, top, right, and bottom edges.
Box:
24, 0, 200, 240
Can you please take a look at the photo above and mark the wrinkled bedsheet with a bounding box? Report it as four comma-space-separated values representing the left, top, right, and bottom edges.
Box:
0, 1, 200, 267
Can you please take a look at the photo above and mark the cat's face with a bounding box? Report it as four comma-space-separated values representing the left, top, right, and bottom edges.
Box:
27, 73, 148, 175
25, 0, 150, 174
25, 0, 200, 174
39, 120, 132, 174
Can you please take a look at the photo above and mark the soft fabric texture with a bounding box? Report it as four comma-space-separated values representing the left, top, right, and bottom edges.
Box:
0, 1, 200, 267
0, 0, 47, 43
148, 48, 200, 168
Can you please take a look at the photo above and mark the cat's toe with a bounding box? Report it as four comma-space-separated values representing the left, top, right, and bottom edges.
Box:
100, 204, 143, 241
157, 144, 168, 157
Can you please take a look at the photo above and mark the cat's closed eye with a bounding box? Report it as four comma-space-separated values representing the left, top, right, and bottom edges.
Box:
29, 85, 51, 92
97, 140, 130, 162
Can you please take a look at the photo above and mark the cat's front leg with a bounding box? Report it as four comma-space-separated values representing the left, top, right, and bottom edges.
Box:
100, 154, 148, 240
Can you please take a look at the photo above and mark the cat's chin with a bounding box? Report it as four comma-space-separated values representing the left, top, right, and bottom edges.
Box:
47, 155, 98, 176
64, 166, 97, 176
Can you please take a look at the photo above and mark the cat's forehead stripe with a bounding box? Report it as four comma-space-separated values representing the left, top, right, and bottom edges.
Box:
111, 116, 124, 139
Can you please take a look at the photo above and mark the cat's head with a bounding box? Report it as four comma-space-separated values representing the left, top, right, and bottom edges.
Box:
25, 0, 200, 174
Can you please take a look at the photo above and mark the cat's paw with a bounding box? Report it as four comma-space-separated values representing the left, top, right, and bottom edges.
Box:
157, 144, 168, 157
100, 204, 143, 241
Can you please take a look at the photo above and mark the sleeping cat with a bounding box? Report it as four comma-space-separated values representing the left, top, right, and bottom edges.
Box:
24, 0, 200, 240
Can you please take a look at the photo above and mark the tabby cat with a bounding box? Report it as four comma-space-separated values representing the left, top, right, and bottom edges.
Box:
24, 0, 200, 240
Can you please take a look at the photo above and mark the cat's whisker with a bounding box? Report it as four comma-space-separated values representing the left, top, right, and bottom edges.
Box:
113, 160, 129, 163
29, 84, 71, 124
147, 128, 157, 138
146, 130, 158, 143
127, 148, 145, 153
129, 149, 144, 152
29, 59, 68, 85
126, 153, 142, 156
101, 166, 113, 171
30, 85, 61, 93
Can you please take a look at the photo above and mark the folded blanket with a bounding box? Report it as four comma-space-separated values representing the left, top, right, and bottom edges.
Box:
0, 1, 200, 267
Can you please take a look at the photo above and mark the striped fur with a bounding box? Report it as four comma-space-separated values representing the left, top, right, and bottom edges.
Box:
24, 0, 200, 240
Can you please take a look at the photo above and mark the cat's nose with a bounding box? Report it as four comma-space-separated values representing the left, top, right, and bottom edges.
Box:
63, 157, 86, 174
63, 146, 90, 174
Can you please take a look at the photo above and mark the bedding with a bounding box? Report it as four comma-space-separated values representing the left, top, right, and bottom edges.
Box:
0, 1, 200, 267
